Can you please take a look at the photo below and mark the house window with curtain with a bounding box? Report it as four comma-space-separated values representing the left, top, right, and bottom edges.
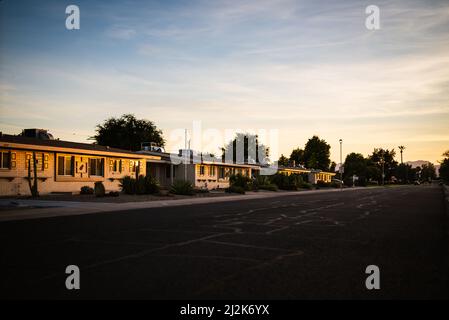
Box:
0, 151, 11, 169
57, 156, 74, 176
89, 158, 104, 176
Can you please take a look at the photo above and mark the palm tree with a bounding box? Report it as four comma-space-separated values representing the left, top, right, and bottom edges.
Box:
398, 145, 405, 164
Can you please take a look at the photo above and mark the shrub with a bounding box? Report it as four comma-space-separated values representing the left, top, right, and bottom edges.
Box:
330, 181, 340, 188
195, 188, 209, 194
225, 185, 245, 194
259, 184, 278, 191
120, 175, 160, 195
299, 182, 313, 190
316, 180, 330, 188
144, 175, 160, 194
270, 173, 303, 190
121, 176, 136, 194
229, 174, 252, 191
108, 191, 120, 197
170, 180, 195, 195
80, 186, 94, 195
135, 175, 147, 195
94, 181, 106, 197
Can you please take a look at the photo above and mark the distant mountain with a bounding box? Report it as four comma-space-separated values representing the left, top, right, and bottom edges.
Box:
405, 160, 433, 168
406, 160, 440, 177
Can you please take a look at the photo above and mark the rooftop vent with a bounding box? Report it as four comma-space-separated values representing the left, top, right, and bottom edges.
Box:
21, 129, 54, 140
141, 142, 165, 153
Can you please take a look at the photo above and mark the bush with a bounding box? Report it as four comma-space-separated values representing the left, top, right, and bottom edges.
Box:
229, 174, 252, 191
94, 181, 106, 197
259, 184, 278, 191
299, 182, 313, 190
329, 181, 340, 188
120, 175, 160, 195
80, 186, 94, 195
108, 191, 120, 197
316, 180, 331, 188
121, 176, 136, 194
170, 180, 195, 195
195, 188, 209, 194
136, 175, 147, 195
225, 185, 245, 194
144, 176, 160, 194
270, 173, 303, 190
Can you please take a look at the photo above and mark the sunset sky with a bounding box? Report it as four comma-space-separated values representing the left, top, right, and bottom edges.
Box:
1, 0, 448, 164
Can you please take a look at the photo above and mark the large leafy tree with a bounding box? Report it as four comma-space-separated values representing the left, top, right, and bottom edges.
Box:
222, 133, 268, 164
367, 148, 397, 183
420, 162, 436, 182
395, 163, 416, 183
289, 148, 305, 166
343, 153, 367, 179
439, 150, 449, 184
93, 114, 164, 151
303, 136, 331, 171
278, 154, 289, 166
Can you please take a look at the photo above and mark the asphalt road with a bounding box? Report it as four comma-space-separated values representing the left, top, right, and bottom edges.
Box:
1, 185, 448, 299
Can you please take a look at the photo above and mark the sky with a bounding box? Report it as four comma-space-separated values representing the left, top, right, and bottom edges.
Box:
1, 0, 449, 164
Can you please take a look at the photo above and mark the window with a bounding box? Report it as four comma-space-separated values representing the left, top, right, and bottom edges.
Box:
209, 166, 216, 176
199, 165, 205, 175
218, 167, 225, 179
89, 158, 104, 176
109, 159, 120, 173
57, 156, 73, 176
130, 160, 138, 173
0, 151, 11, 169
25, 153, 48, 170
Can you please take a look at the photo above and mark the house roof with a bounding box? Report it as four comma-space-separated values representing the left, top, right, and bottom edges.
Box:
0, 134, 160, 159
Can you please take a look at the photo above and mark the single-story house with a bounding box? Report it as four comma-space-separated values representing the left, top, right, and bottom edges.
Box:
0, 134, 161, 196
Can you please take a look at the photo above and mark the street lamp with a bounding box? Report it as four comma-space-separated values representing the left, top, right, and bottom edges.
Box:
339, 139, 343, 189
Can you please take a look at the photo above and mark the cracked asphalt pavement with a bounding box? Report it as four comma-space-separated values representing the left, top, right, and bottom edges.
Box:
1, 185, 448, 299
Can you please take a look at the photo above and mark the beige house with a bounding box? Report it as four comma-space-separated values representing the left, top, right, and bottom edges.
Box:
277, 165, 336, 183
0, 134, 161, 196
137, 150, 259, 190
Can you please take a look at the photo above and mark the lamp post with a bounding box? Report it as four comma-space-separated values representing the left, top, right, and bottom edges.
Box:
339, 139, 343, 189
380, 150, 385, 186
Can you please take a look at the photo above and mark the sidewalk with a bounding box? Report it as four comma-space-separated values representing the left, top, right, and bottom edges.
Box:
0, 187, 363, 222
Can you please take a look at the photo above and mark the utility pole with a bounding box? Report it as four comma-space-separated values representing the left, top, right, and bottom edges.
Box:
339, 139, 343, 189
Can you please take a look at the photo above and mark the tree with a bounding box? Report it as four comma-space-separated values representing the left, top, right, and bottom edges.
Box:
289, 148, 305, 166
343, 153, 366, 178
398, 145, 405, 164
222, 133, 268, 164
394, 163, 420, 183
93, 114, 164, 151
420, 162, 436, 182
27, 152, 39, 197
278, 154, 289, 166
439, 150, 449, 183
303, 136, 331, 171
367, 148, 398, 183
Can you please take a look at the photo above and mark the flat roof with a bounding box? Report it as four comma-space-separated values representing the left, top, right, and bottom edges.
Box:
0, 134, 161, 160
